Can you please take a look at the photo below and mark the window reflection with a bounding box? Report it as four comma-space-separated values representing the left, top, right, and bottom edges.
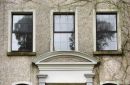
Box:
54, 13, 75, 51
54, 33, 75, 51
54, 15, 74, 32
96, 13, 117, 50
12, 14, 33, 51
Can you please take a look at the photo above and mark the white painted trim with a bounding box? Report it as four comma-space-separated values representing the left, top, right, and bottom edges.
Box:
93, 9, 96, 52
33, 51, 99, 64
12, 81, 32, 85
8, 10, 36, 52
93, 9, 121, 51
37, 64, 94, 71
33, 10, 36, 52
75, 8, 78, 51
50, 10, 54, 52
37, 62, 96, 64
8, 10, 12, 52
38, 71, 93, 83
117, 11, 121, 51
34, 52, 98, 71
100, 81, 119, 85
50, 9, 78, 52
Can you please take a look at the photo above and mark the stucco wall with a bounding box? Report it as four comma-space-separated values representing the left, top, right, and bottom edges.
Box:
0, 0, 130, 85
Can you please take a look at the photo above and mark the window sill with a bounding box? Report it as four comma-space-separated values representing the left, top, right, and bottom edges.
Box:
7, 52, 36, 56
93, 51, 123, 55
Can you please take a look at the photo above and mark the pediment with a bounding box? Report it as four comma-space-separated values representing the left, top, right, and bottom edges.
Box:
40, 55, 91, 62
33, 51, 99, 64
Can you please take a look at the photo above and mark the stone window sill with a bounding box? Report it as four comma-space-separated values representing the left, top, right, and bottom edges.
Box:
93, 51, 122, 55
7, 52, 36, 56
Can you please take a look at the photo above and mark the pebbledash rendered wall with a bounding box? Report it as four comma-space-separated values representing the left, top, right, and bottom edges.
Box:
0, 0, 130, 85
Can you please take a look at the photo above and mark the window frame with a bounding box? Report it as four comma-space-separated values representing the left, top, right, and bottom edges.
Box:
8, 10, 36, 56
53, 12, 76, 51
11, 12, 33, 52
96, 12, 118, 51
93, 9, 122, 55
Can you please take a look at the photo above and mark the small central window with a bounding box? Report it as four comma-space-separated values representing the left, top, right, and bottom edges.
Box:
53, 13, 75, 51
96, 12, 117, 51
11, 12, 33, 52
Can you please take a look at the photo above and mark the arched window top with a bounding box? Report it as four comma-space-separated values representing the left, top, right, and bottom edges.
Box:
17, 84, 28, 85
103, 83, 117, 85
101, 81, 119, 85
12, 81, 31, 85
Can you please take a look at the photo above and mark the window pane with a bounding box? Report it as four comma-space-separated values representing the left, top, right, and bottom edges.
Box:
54, 33, 75, 51
96, 33, 117, 50
96, 13, 117, 51
96, 14, 116, 31
54, 15, 74, 32
13, 15, 33, 32
54, 13, 75, 51
12, 14, 33, 51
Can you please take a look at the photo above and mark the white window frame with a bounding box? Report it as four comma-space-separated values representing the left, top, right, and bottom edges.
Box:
93, 9, 121, 52
8, 10, 36, 52
12, 81, 32, 85
50, 9, 78, 52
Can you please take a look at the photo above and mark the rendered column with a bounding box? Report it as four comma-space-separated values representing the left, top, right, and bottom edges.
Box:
37, 74, 48, 85
84, 74, 95, 85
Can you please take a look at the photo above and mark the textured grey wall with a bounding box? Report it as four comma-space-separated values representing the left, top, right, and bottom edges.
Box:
0, 0, 130, 85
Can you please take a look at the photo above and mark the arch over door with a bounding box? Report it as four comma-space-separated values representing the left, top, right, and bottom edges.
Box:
34, 51, 99, 84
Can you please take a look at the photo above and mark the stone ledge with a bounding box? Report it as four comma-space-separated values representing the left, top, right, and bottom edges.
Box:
84, 74, 95, 78
7, 52, 36, 56
37, 74, 48, 78
93, 51, 123, 55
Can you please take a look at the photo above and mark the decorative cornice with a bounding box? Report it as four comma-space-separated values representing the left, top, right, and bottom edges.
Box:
37, 74, 48, 79
84, 73, 95, 78
33, 51, 99, 64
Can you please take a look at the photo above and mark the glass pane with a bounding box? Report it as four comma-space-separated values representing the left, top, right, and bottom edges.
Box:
54, 15, 74, 31
12, 14, 33, 51
54, 33, 75, 51
13, 15, 33, 33
96, 14, 116, 31
96, 33, 117, 50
